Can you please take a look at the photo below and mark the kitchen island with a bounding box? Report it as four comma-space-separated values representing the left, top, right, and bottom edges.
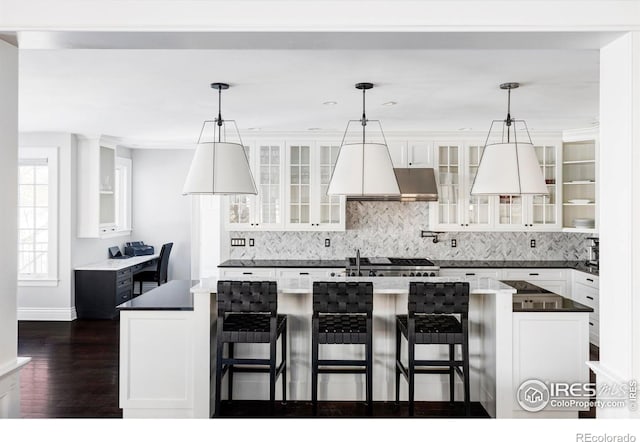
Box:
117, 276, 591, 418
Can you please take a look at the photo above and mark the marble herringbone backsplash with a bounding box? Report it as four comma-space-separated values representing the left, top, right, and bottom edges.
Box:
228, 202, 592, 261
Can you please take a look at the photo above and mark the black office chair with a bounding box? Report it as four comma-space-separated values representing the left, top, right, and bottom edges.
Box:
215, 280, 287, 417
133, 242, 173, 295
311, 281, 373, 416
395, 281, 471, 417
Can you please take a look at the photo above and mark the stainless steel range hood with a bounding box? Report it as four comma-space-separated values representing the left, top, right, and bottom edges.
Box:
347, 168, 439, 202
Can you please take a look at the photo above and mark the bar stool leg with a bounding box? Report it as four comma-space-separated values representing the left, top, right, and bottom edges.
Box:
395, 321, 401, 405
463, 339, 471, 417
269, 335, 277, 416
282, 321, 287, 404
408, 338, 415, 417
214, 338, 224, 417
311, 317, 319, 416
366, 317, 373, 416
449, 344, 455, 406
228, 343, 234, 402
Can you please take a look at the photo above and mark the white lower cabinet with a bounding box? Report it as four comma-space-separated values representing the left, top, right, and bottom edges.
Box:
502, 269, 569, 297
571, 271, 599, 346
438, 268, 502, 279
218, 268, 277, 278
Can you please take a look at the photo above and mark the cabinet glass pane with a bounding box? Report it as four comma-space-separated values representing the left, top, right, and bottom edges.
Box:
289, 144, 312, 224
228, 145, 254, 225
497, 195, 522, 225
531, 145, 557, 226
257, 145, 281, 224
319, 145, 342, 224
437, 145, 460, 225
467, 145, 491, 226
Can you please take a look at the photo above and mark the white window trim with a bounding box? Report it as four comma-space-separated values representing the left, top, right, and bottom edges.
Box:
115, 156, 132, 233
18, 147, 58, 286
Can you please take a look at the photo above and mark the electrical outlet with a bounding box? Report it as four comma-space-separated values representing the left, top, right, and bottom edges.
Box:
530, 239, 536, 248
451, 239, 457, 248
231, 238, 246, 247
249, 238, 255, 247
325, 238, 331, 247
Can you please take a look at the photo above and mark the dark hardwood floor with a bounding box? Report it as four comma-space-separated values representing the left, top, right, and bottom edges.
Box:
17, 320, 600, 419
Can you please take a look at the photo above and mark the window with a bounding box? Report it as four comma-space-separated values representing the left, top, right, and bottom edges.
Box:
18, 147, 58, 285
115, 156, 132, 232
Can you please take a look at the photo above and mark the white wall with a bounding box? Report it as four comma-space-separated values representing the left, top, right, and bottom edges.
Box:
0, 39, 18, 369
131, 149, 192, 281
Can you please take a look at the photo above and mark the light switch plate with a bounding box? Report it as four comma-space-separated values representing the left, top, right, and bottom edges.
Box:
249, 238, 255, 247
325, 238, 331, 247
530, 239, 536, 248
451, 239, 457, 248
231, 238, 246, 247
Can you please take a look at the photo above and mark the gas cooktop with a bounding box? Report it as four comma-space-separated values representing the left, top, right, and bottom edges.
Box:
346, 257, 439, 277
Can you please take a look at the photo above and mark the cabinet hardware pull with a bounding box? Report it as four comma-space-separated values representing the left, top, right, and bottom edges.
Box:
465, 273, 476, 276
299, 272, 309, 275
242, 272, 253, 275
589, 322, 594, 326
586, 296, 594, 300
586, 278, 594, 283
529, 273, 539, 276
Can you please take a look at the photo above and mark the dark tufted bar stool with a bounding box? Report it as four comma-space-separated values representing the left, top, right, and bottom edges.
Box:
215, 281, 287, 417
311, 281, 373, 416
395, 282, 470, 416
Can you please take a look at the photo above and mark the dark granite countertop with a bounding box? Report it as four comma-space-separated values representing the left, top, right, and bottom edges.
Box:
218, 259, 347, 268
117, 280, 195, 311
219, 259, 598, 275
504, 280, 594, 313
434, 260, 599, 275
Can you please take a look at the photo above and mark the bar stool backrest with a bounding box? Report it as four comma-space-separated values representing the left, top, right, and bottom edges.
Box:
217, 281, 278, 316
408, 282, 469, 317
312, 281, 373, 315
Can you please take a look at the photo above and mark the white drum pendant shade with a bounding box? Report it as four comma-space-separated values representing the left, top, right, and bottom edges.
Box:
327, 143, 400, 196
471, 142, 548, 195
182, 141, 257, 195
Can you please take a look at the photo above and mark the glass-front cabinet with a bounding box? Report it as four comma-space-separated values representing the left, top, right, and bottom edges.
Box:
431, 140, 560, 231
226, 142, 284, 230
285, 142, 345, 230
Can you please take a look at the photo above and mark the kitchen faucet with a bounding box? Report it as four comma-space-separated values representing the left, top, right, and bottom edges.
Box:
356, 249, 361, 276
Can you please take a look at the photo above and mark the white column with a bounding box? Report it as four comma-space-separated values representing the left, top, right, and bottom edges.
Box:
596, 31, 640, 418
0, 38, 29, 419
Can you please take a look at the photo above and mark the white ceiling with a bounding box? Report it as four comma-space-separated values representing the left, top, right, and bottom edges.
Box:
19, 48, 599, 147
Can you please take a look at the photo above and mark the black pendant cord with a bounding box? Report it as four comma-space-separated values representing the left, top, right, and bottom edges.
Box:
217, 85, 223, 143
506, 87, 512, 143
361, 87, 367, 145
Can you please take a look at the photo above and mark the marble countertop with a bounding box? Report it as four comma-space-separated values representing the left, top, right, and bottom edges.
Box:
117, 280, 195, 311
192, 276, 516, 296
75, 254, 159, 271
218, 259, 598, 275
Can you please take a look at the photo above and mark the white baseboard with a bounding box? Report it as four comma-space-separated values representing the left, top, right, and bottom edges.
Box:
17, 307, 78, 321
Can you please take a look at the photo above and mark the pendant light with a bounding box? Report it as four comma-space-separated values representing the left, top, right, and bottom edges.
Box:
470, 82, 548, 195
183, 83, 257, 195
327, 82, 400, 196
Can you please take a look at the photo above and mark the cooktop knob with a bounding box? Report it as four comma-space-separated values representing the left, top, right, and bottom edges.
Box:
409, 272, 415, 277
430, 272, 436, 277
416, 272, 422, 277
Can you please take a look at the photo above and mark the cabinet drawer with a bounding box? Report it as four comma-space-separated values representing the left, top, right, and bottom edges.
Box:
503, 269, 565, 280
439, 268, 501, 279
573, 285, 599, 312
219, 268, 277, 278
116, 276, 133, 289
116, 286, 133, 305
277, 268, 345, 279
117, 268, 132, 280
574, 271, 599, 289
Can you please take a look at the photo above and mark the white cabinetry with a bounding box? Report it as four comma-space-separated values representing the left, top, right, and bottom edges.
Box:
387, 140, 433, 168
226, 142, 285, 230
571, 271, 599, 346
77, 136, 121, 238
502, 268, 569, 296
218, 267, 277, 278
285, 142, 345, 231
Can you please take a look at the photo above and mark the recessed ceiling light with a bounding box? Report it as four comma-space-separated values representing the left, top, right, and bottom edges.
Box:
307, 127, 322, 131
381, 101, 397, 106
323, 101, 338, 106
247, 127, 262, 131
458, 127, 472, 131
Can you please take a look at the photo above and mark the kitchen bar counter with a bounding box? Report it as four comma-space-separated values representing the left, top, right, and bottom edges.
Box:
218, 259, 346, 268
117, 280, 195, 311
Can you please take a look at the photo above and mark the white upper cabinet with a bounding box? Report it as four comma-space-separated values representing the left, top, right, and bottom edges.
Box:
285, 141, 345, 231
226, 142, 285, 230
387, 140, 433, 168
431, 139, 561, 231
77, 135, 122, 238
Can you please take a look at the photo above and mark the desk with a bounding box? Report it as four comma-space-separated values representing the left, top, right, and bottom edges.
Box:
75, 254, 159, 319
